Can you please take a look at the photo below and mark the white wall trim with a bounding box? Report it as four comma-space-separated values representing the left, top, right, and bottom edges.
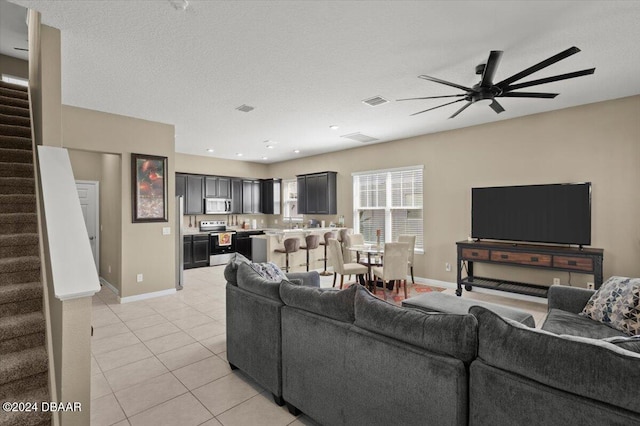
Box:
75, 180, 100, 272
99, 277, 119, 296
118, 288, 177, 304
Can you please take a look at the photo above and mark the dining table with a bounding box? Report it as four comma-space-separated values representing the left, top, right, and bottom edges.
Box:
347, 244, 385, 289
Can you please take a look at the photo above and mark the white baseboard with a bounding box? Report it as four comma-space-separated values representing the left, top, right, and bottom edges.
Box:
99, 277, 119, 296
118, 288, 177, 304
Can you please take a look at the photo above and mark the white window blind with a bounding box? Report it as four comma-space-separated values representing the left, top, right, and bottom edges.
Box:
353, 166, 423, 251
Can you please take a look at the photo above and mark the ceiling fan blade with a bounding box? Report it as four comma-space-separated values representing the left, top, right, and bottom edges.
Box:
418, 75, 473, 92
496, 46, 581, 89
449, 101, 472, 119
500, 92, 559, 99
410, 98, 465, 116
489, 100, 505, 114
397, 94, 466, 101
480, 50, 503, 87
502, 68, 595, 91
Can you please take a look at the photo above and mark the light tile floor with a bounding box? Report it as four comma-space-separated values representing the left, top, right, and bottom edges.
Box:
91, 265, 548, 425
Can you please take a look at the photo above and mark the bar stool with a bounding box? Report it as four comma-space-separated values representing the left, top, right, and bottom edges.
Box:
319, 231, 337, 276
300, 234, 320, 271
274, 238, 300, 273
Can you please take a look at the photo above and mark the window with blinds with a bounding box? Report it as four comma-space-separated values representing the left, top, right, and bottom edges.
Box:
353, 166, 423, 251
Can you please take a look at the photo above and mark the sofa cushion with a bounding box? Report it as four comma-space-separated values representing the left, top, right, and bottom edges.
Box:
581, 276, 640, 336
280, 281, 356, 323
249, 262, 288, 282
224, 252, 252, 285
236, 262, 287, 301
354, 287, 477, 363
602, 335, 640, 354
542, 308, 627, 339
471, 305, 640, 415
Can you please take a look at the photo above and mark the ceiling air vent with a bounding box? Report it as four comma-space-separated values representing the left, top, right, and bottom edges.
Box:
341, 132, 379, 143
235, 104, 255, 113
362, 96, 389, 107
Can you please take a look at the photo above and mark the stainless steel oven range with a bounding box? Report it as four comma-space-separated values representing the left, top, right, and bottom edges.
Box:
200, 220, 236, 266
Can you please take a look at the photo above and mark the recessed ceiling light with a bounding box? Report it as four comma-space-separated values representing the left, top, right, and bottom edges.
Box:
236, 153, 243, 157
329, 125, 339, 130
206, 148, 214, 153
262, 157, 268, 160
266, 145, 274, 149
168, 0, 189, 11
293, 149, 300, 154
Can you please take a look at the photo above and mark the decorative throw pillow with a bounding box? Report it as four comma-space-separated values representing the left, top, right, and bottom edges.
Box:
249, 262, 288, 282
581, 276, 640, 336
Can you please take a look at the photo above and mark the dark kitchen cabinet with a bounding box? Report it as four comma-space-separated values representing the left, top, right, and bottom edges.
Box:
242, 180, 261, 214
184, 235, 209, 269
185, 175, 204, 214
235, 230, 264, 260
176, 174, 187, 199
297, 172, 337, 214
205, 176, 231, 199
260, 179, 281, 214
231, 179, 243, 214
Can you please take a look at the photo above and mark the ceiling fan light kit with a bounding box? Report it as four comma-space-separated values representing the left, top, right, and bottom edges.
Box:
399, 46, 595, 119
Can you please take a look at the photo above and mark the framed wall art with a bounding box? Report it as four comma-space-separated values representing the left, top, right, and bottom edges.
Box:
131, 153, 168, 223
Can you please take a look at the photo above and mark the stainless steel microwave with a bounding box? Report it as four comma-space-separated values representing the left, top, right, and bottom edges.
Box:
205, 198, 232, 214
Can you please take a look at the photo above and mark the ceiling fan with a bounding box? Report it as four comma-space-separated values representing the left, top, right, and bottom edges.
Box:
398, 46, 595, 119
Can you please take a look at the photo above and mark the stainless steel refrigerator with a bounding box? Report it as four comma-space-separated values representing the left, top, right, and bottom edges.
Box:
175, 195, 184, 290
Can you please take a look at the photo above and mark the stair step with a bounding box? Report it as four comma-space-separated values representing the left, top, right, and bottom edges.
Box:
0, 314, 45, 351
0, 233, 39, 258
0, 123, 31, 138
0, 86, 29, 101
0, 81, 28, 94
0, 371, 47, 400
0, 162, 33, 178
0, 113, 30, 128
0, 384, 51, 426
0, 256, 40, 276
0, 331, 45, 355
0, 281, 42, 308
0, 135, 32, 151
0, 104, 30, 119
0, 345, 48, 386
0, 214, 37, 234
0, 177, 35, 195
0, 148, 33, 164
0, 195, 36, 214
0, 96, 29, 110
0, 268, 41, 286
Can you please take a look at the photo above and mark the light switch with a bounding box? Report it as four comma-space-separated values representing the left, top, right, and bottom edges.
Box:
162, 227, 171, 235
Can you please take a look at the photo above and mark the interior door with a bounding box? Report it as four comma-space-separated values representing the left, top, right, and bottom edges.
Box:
76, 181, 99, 271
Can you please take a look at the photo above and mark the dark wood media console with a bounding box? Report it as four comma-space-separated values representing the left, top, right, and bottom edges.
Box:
456, 240, 604, 298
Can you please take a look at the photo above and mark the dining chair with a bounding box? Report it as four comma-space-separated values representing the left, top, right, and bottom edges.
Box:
398, 234, 416, 283
371, 242, 410, 299
344, 233, 365, 263
327, 238, 367, 289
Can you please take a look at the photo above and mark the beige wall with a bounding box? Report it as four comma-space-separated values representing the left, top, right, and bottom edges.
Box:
175, 152, 269, 178
0, 53, 28, 79
268, 96, 640, 287
62, 106, 175, 298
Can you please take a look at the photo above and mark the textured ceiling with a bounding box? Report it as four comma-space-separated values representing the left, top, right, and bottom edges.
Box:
6, 1, 640, 163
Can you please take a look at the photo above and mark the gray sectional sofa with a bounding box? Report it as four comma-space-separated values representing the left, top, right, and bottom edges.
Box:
225, 259, 640, 426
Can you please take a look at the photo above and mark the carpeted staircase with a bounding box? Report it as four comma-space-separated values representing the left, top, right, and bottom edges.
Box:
0, 81, 51, 426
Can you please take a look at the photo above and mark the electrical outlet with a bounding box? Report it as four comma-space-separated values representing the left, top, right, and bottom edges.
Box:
162, 227, 171, 235
445, 262, 451, 272
553, 278, 560, 285
587, 282, 594, 290
136, 274, 143, 283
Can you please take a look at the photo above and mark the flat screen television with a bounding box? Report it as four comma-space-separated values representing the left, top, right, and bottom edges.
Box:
471, 182, 591, 246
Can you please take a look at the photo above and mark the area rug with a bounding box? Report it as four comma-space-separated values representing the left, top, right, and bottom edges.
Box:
342, 282, 446, 307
